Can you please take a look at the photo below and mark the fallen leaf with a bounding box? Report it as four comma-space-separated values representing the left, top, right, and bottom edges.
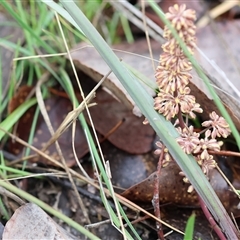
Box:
8, 91, 89, 167
2, 203, 77, 240
8, 85, 36, 155
30, 96, 89, 167
121, 160, 240, 215
121, 161, 198, 205
85, 88, 155, 154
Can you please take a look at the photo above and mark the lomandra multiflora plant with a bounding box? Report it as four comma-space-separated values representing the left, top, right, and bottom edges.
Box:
151, 4, 231, 192
146, 4, 232, 239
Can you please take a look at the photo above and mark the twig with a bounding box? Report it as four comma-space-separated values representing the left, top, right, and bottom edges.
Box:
198, 195, 227, 240
152, 146, 164, 240
208, 150, 240, 157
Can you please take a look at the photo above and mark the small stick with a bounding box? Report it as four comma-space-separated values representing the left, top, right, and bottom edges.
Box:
198, 195, 227, 240
208, 150, 240, 158
127, 215, 150, 226
99, 119, 125, 142
152, 147, 164, 240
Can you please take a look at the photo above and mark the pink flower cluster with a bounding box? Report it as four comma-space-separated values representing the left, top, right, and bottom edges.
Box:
153, 4, 231, 191
154, 4, 201, 121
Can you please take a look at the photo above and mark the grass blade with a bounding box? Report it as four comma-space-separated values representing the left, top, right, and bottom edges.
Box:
184, 213, 195, 240
51, 1, 239, 238
0, 98, 37, 141
1, 1, 55, 54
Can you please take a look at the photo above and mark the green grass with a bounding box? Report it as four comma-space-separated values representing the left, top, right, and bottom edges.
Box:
1, 0, 239, 239
54, 0, 238, 239
184, 213, 196, 240
0, 1, 139, 239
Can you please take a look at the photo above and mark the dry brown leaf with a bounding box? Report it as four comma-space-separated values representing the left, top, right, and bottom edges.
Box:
121, 160, 240, 215
85, 88, 155, 154
8, 86, 37, 155
121, 161, 199, 205
31, 96, 89, 166
8, 91, 89, 167
70, 38, 240, 130
2, 203, 77, 240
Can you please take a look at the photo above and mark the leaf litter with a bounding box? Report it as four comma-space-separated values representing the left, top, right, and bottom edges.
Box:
2, 1, 240, 239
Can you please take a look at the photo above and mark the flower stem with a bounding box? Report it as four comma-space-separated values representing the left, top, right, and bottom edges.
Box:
177, 105, 186, 129
152, 147, 164, 240
198, 195, 227, 240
